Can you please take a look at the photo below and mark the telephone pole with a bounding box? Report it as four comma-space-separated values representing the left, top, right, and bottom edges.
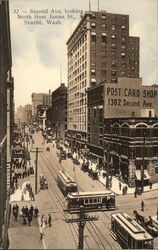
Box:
65, 206, 98, 249
141, 132, 146, 193
30, 147, 43, 194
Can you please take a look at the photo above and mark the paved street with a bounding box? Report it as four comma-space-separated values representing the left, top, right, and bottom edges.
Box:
9, 131, 158, 249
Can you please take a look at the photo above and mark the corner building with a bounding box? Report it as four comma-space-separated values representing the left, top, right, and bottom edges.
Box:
67, 10, 139, 148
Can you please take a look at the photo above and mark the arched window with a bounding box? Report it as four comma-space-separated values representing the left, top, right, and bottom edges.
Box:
153, 125, 158, 137
121, 124, 130, 136
136, 124, 148, 137
113, 124, 119, 135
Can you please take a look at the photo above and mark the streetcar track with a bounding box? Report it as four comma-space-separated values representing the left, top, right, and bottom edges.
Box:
32, 138, 120, 249
39, 152, 79, 249
41, 146, 118, 249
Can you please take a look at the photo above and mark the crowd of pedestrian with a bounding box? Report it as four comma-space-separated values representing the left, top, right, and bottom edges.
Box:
12, 203, 39, 227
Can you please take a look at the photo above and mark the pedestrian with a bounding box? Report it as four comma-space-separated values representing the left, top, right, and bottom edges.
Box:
141, 201, 144, 211
41, 215, 44, 227
34, 206, 39, 218
45, 217, 48, 227
125, 185, 128, 194
15, 204, 19, 213
48, 214, 52, 227
27, 214, 32, 227
21, 206, 25, 216
149, 181, 152, 189
134, 189, 137, 198
119, 182, 122, 191
157, 207, 158, 220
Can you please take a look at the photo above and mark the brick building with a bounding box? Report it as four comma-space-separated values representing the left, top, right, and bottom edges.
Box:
0, 0, 13, 248
87, 78, 158, 187
67, 10, 139, 148
46, 83, 67, 142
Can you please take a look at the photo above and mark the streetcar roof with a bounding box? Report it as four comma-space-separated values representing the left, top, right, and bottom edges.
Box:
67, 190, 114, 198
58, 170, 76, 184
112, 213, 153, 240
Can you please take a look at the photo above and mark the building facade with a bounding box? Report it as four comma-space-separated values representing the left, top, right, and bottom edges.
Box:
67, 10, 139, 148
87, 78, 158, 187
0, 0, 13, 248
31, 90, 52, 119
47, 83, 67, 142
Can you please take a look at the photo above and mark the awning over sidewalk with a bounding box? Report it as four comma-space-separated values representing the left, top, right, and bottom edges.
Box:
135, 170, 151, 181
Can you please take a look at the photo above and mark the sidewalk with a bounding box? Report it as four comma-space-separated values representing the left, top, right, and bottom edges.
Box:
57, 141, 158, 195
8, 172, 44, 249
98, 172, 158, 195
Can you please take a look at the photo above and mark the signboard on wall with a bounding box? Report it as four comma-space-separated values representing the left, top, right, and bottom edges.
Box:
104, 78, 158, 118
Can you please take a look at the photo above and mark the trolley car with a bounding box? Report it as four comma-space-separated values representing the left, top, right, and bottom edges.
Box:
111, 213, 154, 249
57, 170, 78, 196
67, 190, 115, 213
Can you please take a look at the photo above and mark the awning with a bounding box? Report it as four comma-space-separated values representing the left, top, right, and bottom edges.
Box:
135, 170, 151, 181
102, 33, 107, 36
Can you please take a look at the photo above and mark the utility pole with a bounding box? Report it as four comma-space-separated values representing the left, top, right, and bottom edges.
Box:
141, 133, 146, 193
65, 206, 98, 249
30, 147, 43, 194
106, 142, 110, 189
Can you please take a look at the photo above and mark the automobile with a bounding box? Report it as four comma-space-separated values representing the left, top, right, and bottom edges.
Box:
67, 152, 72, 158
29, 166, 34, 175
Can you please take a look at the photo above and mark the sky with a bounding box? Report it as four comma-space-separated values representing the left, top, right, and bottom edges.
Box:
9, 0, 158, 109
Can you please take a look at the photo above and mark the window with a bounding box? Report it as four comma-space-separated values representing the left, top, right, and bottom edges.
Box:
122, 45, 126, 49
112, 61, 116, 67
121, 25, 126, 29
101, 23, 106, 28
111, 70, 116, 76
91, 69, 96, 76
122, 35, 126, 42
102, 33, 107, 43
112, 43, 116, 48
101, 14, 106, 19
102, 51, 106, 56
112, 51, 116, 58
111, 34, 116, 39
91, 22, 96, 28
112, 25, 116, 30
121, 52, 126, 58
155, 167, 158, 174
121, 71, 125, 76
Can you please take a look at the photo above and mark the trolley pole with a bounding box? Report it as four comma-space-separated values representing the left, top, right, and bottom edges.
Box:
64, 206, 98, 249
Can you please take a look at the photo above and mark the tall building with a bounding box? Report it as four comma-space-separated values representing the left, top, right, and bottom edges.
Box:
31, 90, 52, 119
0, 0, 13, 248
67, 10, 139, 148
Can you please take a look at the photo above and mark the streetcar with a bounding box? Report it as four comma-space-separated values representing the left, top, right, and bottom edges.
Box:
110, 213, 154, 249
57, 170, 78, 196
67, 190, 115, 213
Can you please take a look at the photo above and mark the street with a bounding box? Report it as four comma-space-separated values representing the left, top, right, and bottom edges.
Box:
28, 131, 158, 249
